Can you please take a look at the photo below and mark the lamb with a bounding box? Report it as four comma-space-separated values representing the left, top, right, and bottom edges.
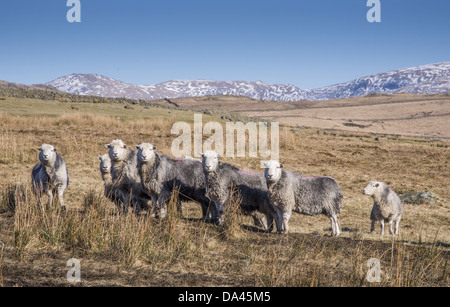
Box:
32, 144, 69, 210
105, 139, 152, 212
200, 150, 276, 231
135, 143, 214, 220
261, 160, 343, 236
363, 181, 403, 235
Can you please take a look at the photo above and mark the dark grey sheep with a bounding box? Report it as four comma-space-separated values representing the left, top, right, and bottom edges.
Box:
201, 150, 276, 231
136, 143, 215, 220
105, 139, 151, 212
261, 160, 343, 236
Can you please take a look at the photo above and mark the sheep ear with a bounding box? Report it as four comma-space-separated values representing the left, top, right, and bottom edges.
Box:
199, 153, 204, 157
98, 155, 102, 160
134, 145, 140, 150
375, 183, 379, 187
153, 146, 157, 150
217, 154, 222, 158
279, 163, 284, 168
105, 144, 111, 149
38, 147, 42, 151
53, 148, 57, 152
260, 161, 268, 168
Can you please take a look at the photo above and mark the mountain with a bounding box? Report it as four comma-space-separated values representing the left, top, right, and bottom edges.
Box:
46, 62, 450, 102
308, 62, 450, 100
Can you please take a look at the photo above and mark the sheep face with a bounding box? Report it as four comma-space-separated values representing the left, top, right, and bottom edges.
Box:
105, 139, 128, 162
135, 143, 157, 164
363, 181, 383, 196
38, 144, 57, 165
200, 150, 221, 173
98, 154, 111, 174
261, 160, 283, 183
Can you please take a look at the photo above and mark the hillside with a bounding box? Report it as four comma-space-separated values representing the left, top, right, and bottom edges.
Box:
46, 62, 450, 101
0, 95, 448, 287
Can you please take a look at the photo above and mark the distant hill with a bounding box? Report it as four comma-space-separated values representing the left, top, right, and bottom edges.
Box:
46, 62, 450, 101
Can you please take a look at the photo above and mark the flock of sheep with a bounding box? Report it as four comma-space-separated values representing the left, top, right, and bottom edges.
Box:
31, 140, 404, 236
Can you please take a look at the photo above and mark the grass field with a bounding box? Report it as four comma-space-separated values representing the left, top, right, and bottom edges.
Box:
0, 96, 448, 287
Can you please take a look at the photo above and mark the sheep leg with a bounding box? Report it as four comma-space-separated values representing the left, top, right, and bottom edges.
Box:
157, 197, 168, 219
46, 189, 54, 208
379, 219, 385, 235
388, 220, 394, 235
370, 219, 375, 233
329, 214, 341, 237
282, 211, 291, 234
394, 216, 401, 235
214, 201, 225, 226
274, 210, 284, 234
57, 189, 66, 211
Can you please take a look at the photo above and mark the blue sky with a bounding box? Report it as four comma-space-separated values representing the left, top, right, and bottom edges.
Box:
0, 0, 449, 89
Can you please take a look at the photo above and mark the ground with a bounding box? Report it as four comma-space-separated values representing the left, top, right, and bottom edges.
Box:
0, 95, 448, 287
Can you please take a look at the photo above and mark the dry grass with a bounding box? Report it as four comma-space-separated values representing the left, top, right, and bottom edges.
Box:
0, 96, 448, 287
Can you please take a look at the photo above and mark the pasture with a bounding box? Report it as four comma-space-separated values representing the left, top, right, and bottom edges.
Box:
0, 96, 448, 286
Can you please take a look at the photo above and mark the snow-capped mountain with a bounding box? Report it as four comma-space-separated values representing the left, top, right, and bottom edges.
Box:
47, 62, 450, 101
47, 74, 310, 101
308, 62, 450, 100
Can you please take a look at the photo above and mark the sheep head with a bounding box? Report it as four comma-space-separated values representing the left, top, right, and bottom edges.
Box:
105, 139, 128, 162
200, 150, 221, 173
363, 181, 384, 196
261, 160, 283, 183
98, 153, 111, 174
135, 143, 157, 164
38, 144, 57, 165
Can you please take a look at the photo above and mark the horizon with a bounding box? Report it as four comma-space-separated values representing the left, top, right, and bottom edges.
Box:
42, 61, 449, 90
1, 1, 449, 89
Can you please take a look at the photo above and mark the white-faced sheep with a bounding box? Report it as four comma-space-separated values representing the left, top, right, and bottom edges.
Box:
363, 181, 403, 235
32, 144, 69, 210
135, 143, 215, 220
98, 153, 121, 205
105, 139, 152, 212
201, 150, 276, 231
261, 160, 343, 236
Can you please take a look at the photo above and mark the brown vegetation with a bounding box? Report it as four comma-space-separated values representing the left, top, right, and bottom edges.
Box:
0, 96, 448, 287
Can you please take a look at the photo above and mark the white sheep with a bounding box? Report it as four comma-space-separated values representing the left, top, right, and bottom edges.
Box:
261, 160, 343, 236
32, 144, 69, 210
363, 181, 403, 235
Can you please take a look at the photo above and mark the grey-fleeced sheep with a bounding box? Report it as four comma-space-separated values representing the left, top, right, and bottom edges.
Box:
32, 144, 69, 209
98, 153, 121, 205
201, 150, 276, 231
363, 181, 403, 235
135, 143, 214, 220
261, 160, 343, 236
105, 139, 152, 212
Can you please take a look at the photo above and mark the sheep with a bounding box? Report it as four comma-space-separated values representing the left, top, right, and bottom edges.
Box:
32, 144, 69, 210
261, 160, 343, 236
363, 181, 403, 235
105, 139, 152, 213
200, 150, 276, 231
135, 143, 215, 220
98, 153, 121, 206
